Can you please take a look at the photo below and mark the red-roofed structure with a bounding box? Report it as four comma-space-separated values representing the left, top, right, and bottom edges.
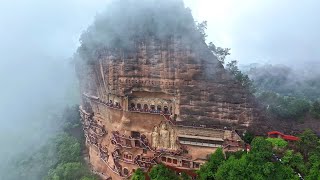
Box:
268, 131, 299, 141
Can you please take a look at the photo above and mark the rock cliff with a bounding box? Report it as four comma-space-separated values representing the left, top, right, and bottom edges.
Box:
75, 0, 262, 179
77, 36, 259, 129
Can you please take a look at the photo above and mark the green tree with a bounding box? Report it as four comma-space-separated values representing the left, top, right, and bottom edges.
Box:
249, 138, 298, 179
226, 60, 255, 93
196, 21, 208, 41
306, 163, 320, 180
5, 139, 59, 180
55, 133, 81, 163
243, 131, 254, 144
245, 138, 274, 179
215, 154, 299, 180
208, 42, 230, 65
311, 100, 320, 119
46, 162, 94, 180
247, 64, 320, 101
250, 137, 273, 160
149, 164, 179, 180
215, 156, 247, 180
180, 172, 191, 180
282, 150, 307, 174
4, 105, 97, 180
62, 105, 81, 130
132, 168, 145, 180
213, 137, 300, 180
197, 148, 225, 180
266, 138, 288, 149
257, 92, 311, 121
272, 163, 299, 180
225, 150, 245, 160
81, 176, 99, 180
297, 129, 319, 157
306, 154, 320, 180
257, 81, 312, 120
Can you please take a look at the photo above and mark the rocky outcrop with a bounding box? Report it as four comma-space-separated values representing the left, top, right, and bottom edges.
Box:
78, 37, 259, 129
75, 2, 262, 179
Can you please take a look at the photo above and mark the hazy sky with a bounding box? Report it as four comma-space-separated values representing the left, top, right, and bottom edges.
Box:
185, 0, 320, 66
0, 0, 319, 175
1, 0, 319, 65
1, 0, 318, 140
0, 0, 319, 131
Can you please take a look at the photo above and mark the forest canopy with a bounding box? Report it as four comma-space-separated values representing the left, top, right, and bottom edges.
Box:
243, 64, 320, 121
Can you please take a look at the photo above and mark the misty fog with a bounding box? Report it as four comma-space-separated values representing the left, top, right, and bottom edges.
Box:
0, 0, 105, 176
0, 0, 319, 178
184, 0, 320, 66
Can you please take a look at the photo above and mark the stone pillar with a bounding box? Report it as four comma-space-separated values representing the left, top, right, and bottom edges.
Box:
172, 98, 175, 115
152, 127, 159, 148
160, 124, 170, 149
123, 96, 128, 111
175, 95, 180, 117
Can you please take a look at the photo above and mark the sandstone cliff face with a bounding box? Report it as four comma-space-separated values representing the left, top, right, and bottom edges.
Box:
75, 1, 263, 179
77, 36, 259, 129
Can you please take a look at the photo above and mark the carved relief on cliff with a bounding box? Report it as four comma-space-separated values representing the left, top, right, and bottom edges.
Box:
78, 37, 259, 128
151, 122, 177, 150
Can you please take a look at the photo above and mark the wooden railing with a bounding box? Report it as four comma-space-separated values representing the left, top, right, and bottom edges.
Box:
129, 108, 171, 115
83, 93, 122, 110
111, 131, 153, 151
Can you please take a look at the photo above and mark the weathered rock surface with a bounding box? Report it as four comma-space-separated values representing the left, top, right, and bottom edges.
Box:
78, 37, 260, 129
76, 35, 263, 179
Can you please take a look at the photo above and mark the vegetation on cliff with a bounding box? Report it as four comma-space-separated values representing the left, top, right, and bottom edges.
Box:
246, 64, 320, 100
257, 92, 312, 121
131, 129, 320, 180
149, 164, 180, 180
132, 164, 192, 180
131, 168, 146, 180
238, 63, 320, 122
198, 22, 320, 123
4, 106, 98, 180
44, 106, 98, 180
198, 130, 320, 180
208, 41, 320, 122
196, 130, 320, 180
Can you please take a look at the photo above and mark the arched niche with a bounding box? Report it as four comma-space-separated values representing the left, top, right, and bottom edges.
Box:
123, 168, 129, 176
130, 103, 135, 109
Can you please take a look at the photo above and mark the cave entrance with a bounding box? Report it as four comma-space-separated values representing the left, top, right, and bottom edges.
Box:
135, 140, 141, 147
131, 131, 140, 138
182, 160, 191, 168
164, 106, 169, 114
131, 103, 135, 109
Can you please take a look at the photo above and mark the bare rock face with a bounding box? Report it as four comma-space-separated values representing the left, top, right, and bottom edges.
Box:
76, 37, 261, 179
79, 37, 259, 129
